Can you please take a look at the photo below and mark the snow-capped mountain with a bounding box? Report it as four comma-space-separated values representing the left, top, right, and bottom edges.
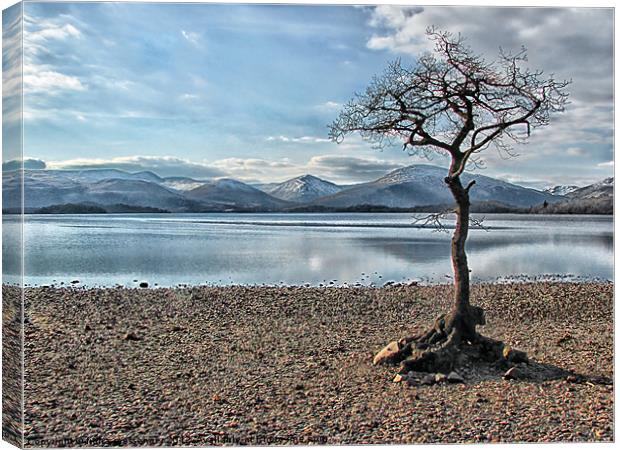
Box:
2, 165, 611, 213
1, 170, 198, 211
40, 168, 163, 184
544, 185, 580, 196
313, 164, 561, 209
568, 177, 613, 200
185, 178, 290, 210
260, 174, 342, 203
161, 176, 207, 191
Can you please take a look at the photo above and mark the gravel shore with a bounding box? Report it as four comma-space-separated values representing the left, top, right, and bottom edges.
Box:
12, 282, 615, 445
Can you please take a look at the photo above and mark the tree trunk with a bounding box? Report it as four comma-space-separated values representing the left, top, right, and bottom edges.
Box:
444, 175, 480, 342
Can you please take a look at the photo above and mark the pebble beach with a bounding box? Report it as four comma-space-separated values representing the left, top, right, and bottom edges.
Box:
5, 282, 614, 446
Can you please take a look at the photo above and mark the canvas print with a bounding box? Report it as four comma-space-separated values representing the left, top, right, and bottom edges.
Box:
1, 1, 614, 447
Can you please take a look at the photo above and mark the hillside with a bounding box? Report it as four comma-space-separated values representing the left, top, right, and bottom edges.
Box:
312, 165, 560, 209
2, 166, 612, 214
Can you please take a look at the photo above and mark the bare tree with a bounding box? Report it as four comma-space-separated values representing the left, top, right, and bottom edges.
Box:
329, 28, 570, 377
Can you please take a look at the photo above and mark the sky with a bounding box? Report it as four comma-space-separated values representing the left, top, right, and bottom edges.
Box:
2, 2, 614, 188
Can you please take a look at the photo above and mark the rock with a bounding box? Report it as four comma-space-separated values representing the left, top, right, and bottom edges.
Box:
502, 344, 528, 363
435, 373, 447, 383
139, 282, 149, 288
70, 280, 80, 284
83, 324, 92, 332
566, 374, 579, 383
421, 374, 436, 385
407, 370, 425, 379
503, 367, 523, 380
447, 371, 465, 383
392, 374, 406, 383
372, 341, 401, 365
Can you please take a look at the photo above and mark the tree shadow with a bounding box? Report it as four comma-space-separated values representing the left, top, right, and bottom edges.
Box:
404, 357, 614, 387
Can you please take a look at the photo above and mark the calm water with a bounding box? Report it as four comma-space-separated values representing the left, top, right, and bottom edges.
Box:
2, 213, 613, 287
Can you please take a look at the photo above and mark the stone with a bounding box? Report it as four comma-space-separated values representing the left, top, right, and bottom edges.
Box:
503, 367, 522, 380
435, 373, 447, 383
393, 374, 406, 383
421, 374, 436, 385
372, 341, 401, 365
139, 282, 149, 288
447, 371, 465, 383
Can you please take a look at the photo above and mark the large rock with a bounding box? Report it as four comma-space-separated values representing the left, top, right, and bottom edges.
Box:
421, 374, 436, 385
447, 371, 465, 383
372, 341, 401, 365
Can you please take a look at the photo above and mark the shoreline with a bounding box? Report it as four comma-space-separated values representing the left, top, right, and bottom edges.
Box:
4, 275, 614, 290
4, 281, 614, 445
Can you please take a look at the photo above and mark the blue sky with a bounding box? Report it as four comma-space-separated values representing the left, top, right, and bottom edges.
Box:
3, 2, 615, 187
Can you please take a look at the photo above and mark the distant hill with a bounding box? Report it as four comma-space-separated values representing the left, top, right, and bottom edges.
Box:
544, 185, 579, 196
530, 177, 614, 214
259, 174, 343, 203
311, 165, 560, 209
185, 178, 291, 211
2, 165, 612, 214
568, 177, 613, 200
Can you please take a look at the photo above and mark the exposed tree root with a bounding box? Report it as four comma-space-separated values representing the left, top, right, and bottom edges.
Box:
373, 306, 532, 384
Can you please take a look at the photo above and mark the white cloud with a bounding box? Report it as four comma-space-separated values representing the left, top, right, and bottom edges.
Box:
316, 101, 342, 112
597, 161, 614, 168
37, 153, 412, 184
27, 23, 81, 42
180, 93, 199, 101
24, 70, 86, 94
23, 14, 87, 96
181, 30, 202, 46
266, 135, 330, 144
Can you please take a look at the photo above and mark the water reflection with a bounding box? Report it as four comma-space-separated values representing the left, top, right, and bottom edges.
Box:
1, 213, 613, 287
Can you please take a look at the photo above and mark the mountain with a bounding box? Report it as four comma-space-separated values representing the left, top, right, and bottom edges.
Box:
3, 170, 86, 210
2, 165, 611, 214
84, 179, 199, 211
185, 178, 290, 211
312, 164, 560, 209
260, 174, 343, 203
567, 177, 613, 200
544, 185, 579, 196
1, 170, 201, 212
527, 178, 613, 214
161, 176, 207, 191
40, 168, 164, 184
